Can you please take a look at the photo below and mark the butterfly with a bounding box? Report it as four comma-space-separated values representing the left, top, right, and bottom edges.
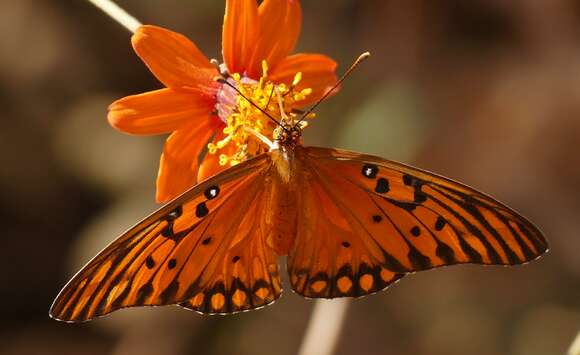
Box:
50, 54, 548, 322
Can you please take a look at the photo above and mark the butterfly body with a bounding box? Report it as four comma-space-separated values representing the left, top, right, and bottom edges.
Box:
50, 138, 547, 321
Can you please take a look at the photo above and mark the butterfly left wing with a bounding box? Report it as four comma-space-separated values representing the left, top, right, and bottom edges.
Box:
287, 146, 547, 299
50, 154, 282, 322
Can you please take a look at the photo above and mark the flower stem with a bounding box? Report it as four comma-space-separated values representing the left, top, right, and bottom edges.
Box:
569, 331, 580, 355
297, 299, 350, 355
86, 0, 142, 33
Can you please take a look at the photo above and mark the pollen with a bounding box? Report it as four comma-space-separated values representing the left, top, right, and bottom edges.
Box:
211, 60, 313, 165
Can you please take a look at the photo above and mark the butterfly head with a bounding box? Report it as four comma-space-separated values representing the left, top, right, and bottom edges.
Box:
273, 120, 306, 148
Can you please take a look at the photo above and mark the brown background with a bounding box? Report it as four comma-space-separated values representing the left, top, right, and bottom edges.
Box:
1, 1, 579, 354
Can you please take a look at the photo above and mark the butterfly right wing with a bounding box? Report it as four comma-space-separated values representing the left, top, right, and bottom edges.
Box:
50, 153, 281, 322
287, 146, 546, 299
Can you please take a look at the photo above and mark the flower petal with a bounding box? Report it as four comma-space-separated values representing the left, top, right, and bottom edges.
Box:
247, 0, 302, 78
197, 131, 236, 182
132, 25, 218, 90
108, 88, 215, 135
156, 119, 221, 202
269, 53, 338, 106
222, 0, 259, 75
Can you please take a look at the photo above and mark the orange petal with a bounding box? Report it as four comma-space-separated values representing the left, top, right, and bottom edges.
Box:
247, 0, 302, 78
269, 53, 338, 106
156, 118, 222, 203
197, 131, 237, 182
132, 25, 219, 90
222, 0, 259, 74
108, 88, 215, 135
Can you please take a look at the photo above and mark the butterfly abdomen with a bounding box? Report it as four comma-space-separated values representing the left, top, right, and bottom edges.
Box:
261, 174, 298, 256
260, 148, 301, 255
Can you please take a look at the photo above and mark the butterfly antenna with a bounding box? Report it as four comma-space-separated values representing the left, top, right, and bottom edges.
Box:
216, 78, 289, 133
293, 52, 371, 129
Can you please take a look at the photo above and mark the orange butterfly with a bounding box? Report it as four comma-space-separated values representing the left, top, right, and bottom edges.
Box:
50, 54, 547, 322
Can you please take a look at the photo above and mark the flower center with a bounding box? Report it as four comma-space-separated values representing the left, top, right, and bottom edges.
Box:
211, 61, 313, 166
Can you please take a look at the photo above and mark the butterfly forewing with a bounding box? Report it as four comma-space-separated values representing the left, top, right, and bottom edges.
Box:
50, 154, 281, 322
286, 146, 547, 299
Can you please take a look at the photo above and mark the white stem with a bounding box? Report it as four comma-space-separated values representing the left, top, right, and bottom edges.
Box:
297, 299, 350, 355
86, 0, 142, 33
569, 331, 580, 355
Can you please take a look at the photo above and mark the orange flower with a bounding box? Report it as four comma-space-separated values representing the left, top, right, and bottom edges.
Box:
108, 0, 339, 203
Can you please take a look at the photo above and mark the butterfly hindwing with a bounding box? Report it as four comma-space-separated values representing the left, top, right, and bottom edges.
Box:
178, 179, 282, 314
287, 146, 547, 298
50, 154, 281, 322
288, 171, 406, 298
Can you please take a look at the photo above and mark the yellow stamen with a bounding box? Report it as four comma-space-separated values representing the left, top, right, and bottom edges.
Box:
292, 72, 302, 87
262, 60, 269, 78
210, 60, 314, 165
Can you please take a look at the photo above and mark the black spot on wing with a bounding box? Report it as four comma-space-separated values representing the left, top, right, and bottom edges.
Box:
389, 198, 418, 211
435, 240, 457, 264
196, 202, 209, 218
158, 280, 180, 304
362, 164, 378, 179
135, 283, 154, 305
145, 256, 155, 269
414, 190, 427, 203
168, 258, 177, 269
380, 249, 410, 273
401, 174, 427, 203
407, 247, 432, 269
375, 178, 390, 193
166, 206, 182, 220
161, 221, 174, 237
204, 186, 220, 200
410, 226, 421, 237
435, 216, 446, 231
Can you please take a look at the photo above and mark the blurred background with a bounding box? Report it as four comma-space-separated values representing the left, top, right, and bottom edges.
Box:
1, 0, 579, 354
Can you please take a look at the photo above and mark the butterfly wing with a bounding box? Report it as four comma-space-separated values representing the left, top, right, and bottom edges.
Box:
50, 154, 282, 322
287, 146, 547, 298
